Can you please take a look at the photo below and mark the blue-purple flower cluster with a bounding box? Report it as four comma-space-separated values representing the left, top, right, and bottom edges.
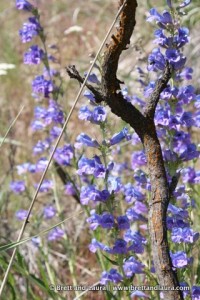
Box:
12, 0, 69, 240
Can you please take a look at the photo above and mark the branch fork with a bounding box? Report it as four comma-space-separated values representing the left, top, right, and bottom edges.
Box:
67, 1, 183, 299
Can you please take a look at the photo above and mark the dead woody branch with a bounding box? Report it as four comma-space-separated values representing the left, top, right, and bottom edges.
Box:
67, 1, 183, 299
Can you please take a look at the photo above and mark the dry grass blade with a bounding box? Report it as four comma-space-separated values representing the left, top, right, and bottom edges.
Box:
73, 281, 100, 300
0, 211, 83, 252
0, 106, 24, 149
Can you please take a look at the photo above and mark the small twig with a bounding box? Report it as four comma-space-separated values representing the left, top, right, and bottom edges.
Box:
66, 65, 105, 103
144, 61, 172, 119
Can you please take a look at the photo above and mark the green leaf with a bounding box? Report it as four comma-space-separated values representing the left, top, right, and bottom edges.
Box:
7, 281, 16, 300
102, 254, 119, 266
105, 290, 119, 300
37, 258, 55, 293
16, 251, 26, 269
29, 274, 65, 299
29, 274, 47, 290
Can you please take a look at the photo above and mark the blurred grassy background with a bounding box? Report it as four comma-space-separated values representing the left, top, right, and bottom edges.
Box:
0, 0, 200, 299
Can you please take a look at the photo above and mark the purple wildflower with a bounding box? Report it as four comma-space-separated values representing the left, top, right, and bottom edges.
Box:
175, 27, 190, 48
179, 143, 199, 161
170, 251, 189, 268
36, 157, 48, 172
178, 85, 195, 104
179, 0, 191, 8
16, 209, 29, 221
78, 106, 92, 121
112, 239, 128, 254
192, 286, 200, 300
88, 238, 111, 253
163, 149, 178, 162
44, 100, 64, 124
24, 45, 44, 65
80, 185, 110, 205
194, 95, 200, 109
10, 181, 25, 194
123, 256, 145, 277
64, 182, 76, 196
92, 106, 107, 123
133, 201, 148, 214
86, 210, 101, 230
31, 237, 41, 247
77, 157, 96, 176
83, 90, 96, 102
77, 156, 106, 178
131, 151, 146, 168
179, 112, 195, 127
19, 17, 42, 43
33, 139, 51, 155
100, 269, 123, 285
179, 67, 193, 80
179, 282, 190, 298
148, 48, 166, 72
126, 207, 147, 223
16, 163, 30, 175
166, 0, 172, 8
35, 179, 53, 192
171, 227, 199, 244
75, 133, 99, 148
31, 120, 46, 131
32, 75, 53, 98
161, 85, 178, 101
165, 49, 186, 70
16, 0, 33, 11
153, 29, 172, 49
168, 204, 188, 219
54, 145, 74, 166
147, 9, 173, 28
124, 230, 146, 254
124, 183, 145, 203
48, 227, 65, 241
134, 170, 148, 184
131, 291, 149, 298
34, 106, 47, 119
117, 215, 130, 230
107, 176, 122, 193
84, 72, 100, 84
28, 163, 36, 173
109, 127, 131, 146
144, 81, 155, 98
50, 126, 62, 138
99, 213, 115, 229
43, 206, 56, 219
154, 27, 189, 54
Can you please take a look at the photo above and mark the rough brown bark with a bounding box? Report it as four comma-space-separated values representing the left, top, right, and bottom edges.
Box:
67, 1, 184, 299
143, 123, 182, 300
